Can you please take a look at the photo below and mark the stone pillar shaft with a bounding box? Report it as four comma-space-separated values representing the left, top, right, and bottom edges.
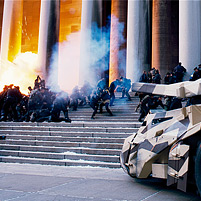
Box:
152, 0, 171, 77
0, 0, 23, 63
109, 0, 127, 84
79, 0, 102, 86
152, 0, 179, 78
8, 0, 23, 62
79, 0, 94, 86
0, 1, 4, 54
126, 0, 151, 82
179, 0, 201, 77
38, 0, 60, 79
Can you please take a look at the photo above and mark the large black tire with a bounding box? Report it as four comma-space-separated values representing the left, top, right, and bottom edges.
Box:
195, 142, 201, 196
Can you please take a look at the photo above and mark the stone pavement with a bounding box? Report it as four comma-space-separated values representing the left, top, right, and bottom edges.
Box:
0, 163, 200, 201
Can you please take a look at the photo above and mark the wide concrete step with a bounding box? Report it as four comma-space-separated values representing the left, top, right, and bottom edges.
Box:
69, 107, 138, 112
68, 111, 139, 116
0, 130, 132, 138
0, 144, 121, 155
0, 139, 123, 149
71, 101, 139, 107
0, 156, 120, 168
0, 150, 119, 163
0, 126, 138, 133
71, 117, 140, 122
0, 121, 141, 128
5, 135, 125, 143
71, 118, 139, 122
0, 94, 139, 168
71, 103, 138, 107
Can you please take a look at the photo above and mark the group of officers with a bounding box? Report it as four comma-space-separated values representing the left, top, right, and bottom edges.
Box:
0, 75, 132, 122
136, 93, 184, 122
89, 76, 131, 119
0, 79, 72, 123
1, 74, 200, 123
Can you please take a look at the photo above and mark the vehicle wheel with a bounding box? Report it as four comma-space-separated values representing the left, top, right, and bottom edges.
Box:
195, 142, 201, 196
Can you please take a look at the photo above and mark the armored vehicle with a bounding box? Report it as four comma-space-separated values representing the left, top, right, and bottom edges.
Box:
120, 79, 201, 195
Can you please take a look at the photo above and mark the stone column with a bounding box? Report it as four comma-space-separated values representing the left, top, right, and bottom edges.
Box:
79, 0, 93, 86
109, 0, 127, 84
79, 0, 102, 86
152, 0, 174, 78
101, 0, 111, 84
0, 1, 4, 52
0, 0, 23, 63
8, 0, 23, 62
179, 0, 201, 77
38, 0, 60, 80
126, 0, 151, 83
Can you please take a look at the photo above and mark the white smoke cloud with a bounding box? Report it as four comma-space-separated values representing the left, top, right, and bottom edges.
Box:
47, 32, 81, 94
47, 15, 126, 94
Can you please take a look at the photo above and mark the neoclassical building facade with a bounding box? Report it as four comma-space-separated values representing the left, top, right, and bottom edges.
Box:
0, 0, 200, 88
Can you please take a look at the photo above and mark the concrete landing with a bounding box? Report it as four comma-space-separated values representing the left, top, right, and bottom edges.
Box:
0, 163, 199, 201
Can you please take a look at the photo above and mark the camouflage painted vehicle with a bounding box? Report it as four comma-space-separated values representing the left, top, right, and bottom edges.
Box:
120, 79, 201, 195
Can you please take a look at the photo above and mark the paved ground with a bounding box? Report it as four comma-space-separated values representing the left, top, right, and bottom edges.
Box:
0, 163, 200, 201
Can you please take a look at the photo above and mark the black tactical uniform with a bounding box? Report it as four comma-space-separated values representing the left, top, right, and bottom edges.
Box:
169, 97, 182, 110
0, 86, 22, 121
23, 89, 43, 122
70, 86, 80, 111
109, 79, 119, 106
138, 95, 162, 122
138, 95, 150, 122
90, 90, 100, 119
99, 89, 113, 116
29, 88, 53, 122
80, 81, 93, 104
173, 63, 186, 83
97, 78, 107, 91
50, 92, 71, 122
120, 77, 131, 101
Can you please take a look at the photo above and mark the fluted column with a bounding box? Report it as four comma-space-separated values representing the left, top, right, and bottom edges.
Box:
38, 0, 60, 80
0, 0, 23, 64
126, 0, 151, 83
109, 0, 127, 84
179, 0, 201, 77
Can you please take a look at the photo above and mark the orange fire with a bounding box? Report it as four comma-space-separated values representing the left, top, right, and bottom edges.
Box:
0, 52, 39, 95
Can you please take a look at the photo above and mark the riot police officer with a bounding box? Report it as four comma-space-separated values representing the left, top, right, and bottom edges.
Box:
49, 92, 71, 122
99, 89, 113, 116
90, 90, 100, 119
0, 86, 22, 121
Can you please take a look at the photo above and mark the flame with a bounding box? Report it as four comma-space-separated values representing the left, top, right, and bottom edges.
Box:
0, 52, 39, 94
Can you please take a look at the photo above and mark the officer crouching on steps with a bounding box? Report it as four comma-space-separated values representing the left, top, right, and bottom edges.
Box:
49, 91, 71, 123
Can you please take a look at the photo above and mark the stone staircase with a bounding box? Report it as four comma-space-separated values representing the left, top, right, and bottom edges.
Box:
0, 94, 140, 168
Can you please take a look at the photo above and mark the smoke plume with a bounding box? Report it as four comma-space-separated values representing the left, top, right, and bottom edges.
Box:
47, 16, 126, 93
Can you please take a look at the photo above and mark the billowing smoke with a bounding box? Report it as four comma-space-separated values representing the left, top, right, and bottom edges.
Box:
47, 32, 81, 94
109, 14, 126, 78
80, 14, 126, 86
47, 15, 126, 94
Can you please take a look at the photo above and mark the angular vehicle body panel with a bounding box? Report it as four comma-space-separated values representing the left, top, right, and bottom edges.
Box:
132, 79, 201, 98
120, 80, 201, 193
167, 143, 189, 192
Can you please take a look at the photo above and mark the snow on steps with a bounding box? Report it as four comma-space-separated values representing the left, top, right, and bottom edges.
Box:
0, 96, 140, 168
